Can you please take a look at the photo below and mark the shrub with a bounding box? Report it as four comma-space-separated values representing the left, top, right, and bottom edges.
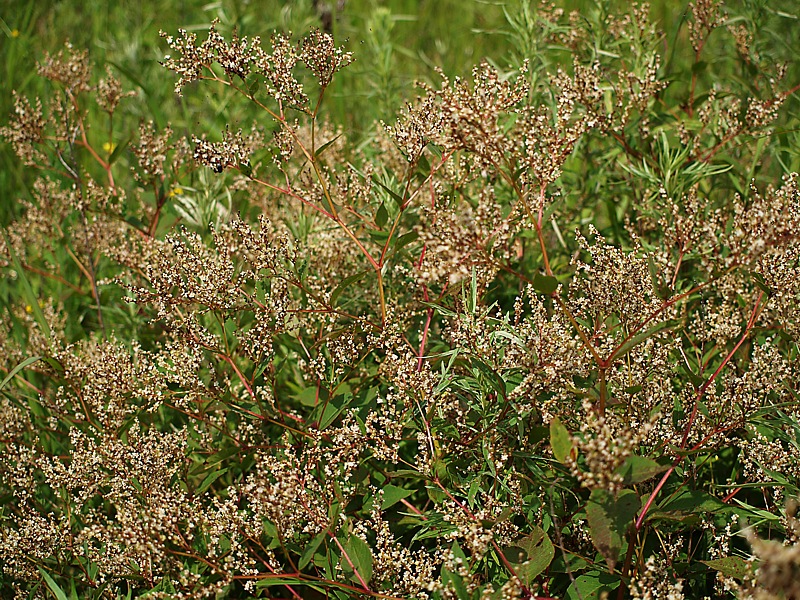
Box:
1, 1, 799, 599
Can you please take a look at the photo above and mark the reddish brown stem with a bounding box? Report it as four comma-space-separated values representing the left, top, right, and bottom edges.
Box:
635, 292, 764, 530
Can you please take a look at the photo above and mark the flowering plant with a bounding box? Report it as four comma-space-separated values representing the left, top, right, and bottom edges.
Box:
1, 1, 799, 599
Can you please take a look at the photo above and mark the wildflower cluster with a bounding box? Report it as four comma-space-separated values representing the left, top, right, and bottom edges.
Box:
160, 20, 353, 104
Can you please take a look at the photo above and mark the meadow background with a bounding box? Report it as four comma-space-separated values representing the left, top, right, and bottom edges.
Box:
5, 0, 795, 224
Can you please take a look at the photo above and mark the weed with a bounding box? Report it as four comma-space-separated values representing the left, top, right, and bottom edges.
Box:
1, 1, 800, 599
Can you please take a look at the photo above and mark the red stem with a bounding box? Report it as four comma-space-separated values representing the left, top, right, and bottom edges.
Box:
635, 292, 764, 529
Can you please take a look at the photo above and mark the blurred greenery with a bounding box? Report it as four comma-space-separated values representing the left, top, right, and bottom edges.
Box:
2, 0, 798, 226
0, 0, 505, 225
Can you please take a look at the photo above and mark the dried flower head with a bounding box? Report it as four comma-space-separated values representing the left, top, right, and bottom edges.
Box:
299, 28, 354, 87
96, 65, 135, 113
192, 126, 262, 173
0, 93, 47, 165
688, 0, 722, 52
37, 42, 92, 92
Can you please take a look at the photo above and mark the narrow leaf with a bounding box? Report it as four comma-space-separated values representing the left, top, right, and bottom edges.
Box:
0, 356, 42, 392
565, 571, 621, 600
441, 566, 470, 600
314, 134, 343, 159
3, 232, 51, 344
372, 177, 404, 207
701, 556, 752, 581
375, 203, 388, 228
381, 484, 414, 509
415, 153, 431, 181
206, 445, 241, 467
108, 134, 132, 165
195, 468, 228, 494
610, 319, 678, 363
318, 393, 351, 430
299, 530, 327, 570
37, 568, 68, 600
392, 231, 418, 252
329, 270, 368, 306
344, 533, 373, 584
750, 271, 772, 296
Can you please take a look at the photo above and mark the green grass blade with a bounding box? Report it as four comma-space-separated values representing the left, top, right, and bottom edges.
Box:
0, 355, 41, 392
2, 231, 51, 344
37, 568, 68, 600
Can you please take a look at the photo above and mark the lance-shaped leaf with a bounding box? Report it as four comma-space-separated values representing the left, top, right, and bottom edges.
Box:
586, 488, 641, 571
550, 416, 576, 464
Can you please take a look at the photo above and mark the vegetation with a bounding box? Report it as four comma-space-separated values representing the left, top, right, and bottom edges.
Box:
1, 1, 800, 598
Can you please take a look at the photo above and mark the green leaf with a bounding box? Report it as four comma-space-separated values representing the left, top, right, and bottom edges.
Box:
256, 576, 324, 591
314, 134, 343, 159
372, 177, 404, 207
253, 359, 271, 380
426, 483, 447, 504
108, 134, 132, 165
381, 484, 414, 509
139, 577, 178, 597
3, 231, 51, 344
328, 501, 341, 526
392, 231, 418, 252
37, 568, 68, 600
318, 394, 350, 430
224, 318, 238, 345
415, 153, 432, 181
615, 455, 668, 485
0, 355, 42, 392
658, 489, 729, 515
450, 539, 467, 561
701, 556, 752, 581
205, 445, 241, 467
647, 255, 670, 299
750, 271, 772, 296
246, 73, 260, 97
565, 571, 621, 600
195, 467, 228, 494
296, 386, 321, 408
505, 526, 555, 585
550, 417, 575, 464
731, 498, 784, 522
573, 374, 596, 389
375, 202, 389, 228
343, 533, 373, 584
125, 215, 146, 230
368, 229, 390, 243
585, 488, 641, 571
330, 270, 368, 306
609, 319, 678, 363
441, 566, 470, 600
532, 273, 558, 294
299, 530, 328, 570
107, 61, 165, 128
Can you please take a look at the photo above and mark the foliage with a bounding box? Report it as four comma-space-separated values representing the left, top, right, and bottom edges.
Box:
1, 1, 800, 599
